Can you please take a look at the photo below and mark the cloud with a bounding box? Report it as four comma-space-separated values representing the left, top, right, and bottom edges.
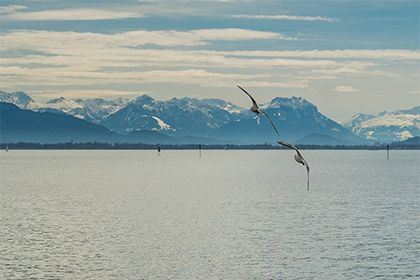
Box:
217, 49, 420, 60
0, 29, 414, 95
231, 14, 338, 22
237, 81, 308, 88
0, 5, 27, 14
0, 65, 306, 89
334, 85, 360, 93
190, 28, 290, 41
0, 29, 287, 53
35, 89, 148, 99
3, 8, 144, 21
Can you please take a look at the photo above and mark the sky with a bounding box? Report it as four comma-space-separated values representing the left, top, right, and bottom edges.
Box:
0, 0, 419, 121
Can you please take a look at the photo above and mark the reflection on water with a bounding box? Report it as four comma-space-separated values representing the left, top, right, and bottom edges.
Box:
1, 150, 419, 279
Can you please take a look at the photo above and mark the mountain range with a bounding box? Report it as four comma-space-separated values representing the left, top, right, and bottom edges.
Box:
1, 90, 418, 144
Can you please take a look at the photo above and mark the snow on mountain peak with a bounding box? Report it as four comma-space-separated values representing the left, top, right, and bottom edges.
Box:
395, 130, 413, 141
152, 116, 173, 131
0, 90, 35, 109
132, 95, 154, 104
268, 96, 314, 110
46, 97, 83, 112
201, 98, 244, 114
345, 105, 420, 142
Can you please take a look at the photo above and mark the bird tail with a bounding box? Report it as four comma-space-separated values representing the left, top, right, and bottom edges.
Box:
306, 169, 310, 191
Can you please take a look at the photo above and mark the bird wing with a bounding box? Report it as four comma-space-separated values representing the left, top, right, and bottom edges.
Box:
261, 110, 280, 136
277, 140, 298, 151
237, 85, 258, 109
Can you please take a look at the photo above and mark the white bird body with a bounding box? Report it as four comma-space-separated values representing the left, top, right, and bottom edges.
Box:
294, 153, 305, 165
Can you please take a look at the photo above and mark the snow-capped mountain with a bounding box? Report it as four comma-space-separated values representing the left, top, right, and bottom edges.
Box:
44, 97, 129, 123
0, 91, 36, 109
101, 95, 238, 135
101, 94, 361, 144
216, 96, 360, 144
344, 106, 420, 143
0, 90, 130, 123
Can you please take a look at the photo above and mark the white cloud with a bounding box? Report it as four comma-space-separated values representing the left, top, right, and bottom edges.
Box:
0, 29, 415, 95
231, 14, 338, 22
0, 66, 306, 89
237, 81, 308, 88
190, 28, 290, 40
0, 29, 287, 52
334, 85, 360, 93
0, 5, 27, 14
35, 89, 147, 99
217, 49, 420, 60
3, 8, 144, 21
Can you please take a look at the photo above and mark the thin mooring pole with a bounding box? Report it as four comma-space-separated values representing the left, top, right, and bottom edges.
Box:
386, 145, 389, 160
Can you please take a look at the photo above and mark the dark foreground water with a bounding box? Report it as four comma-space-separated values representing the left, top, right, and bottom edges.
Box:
0, 150, 419, 279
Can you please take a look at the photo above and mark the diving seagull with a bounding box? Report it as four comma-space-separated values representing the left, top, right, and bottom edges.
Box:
277, 140, 310, 190
237, 85, 280, 136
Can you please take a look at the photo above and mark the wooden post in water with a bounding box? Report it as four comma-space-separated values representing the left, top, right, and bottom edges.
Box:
386, 144, 389, 160
157, 145, 161, 156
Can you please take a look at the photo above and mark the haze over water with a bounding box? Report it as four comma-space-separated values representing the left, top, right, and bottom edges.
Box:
1, 150, 419, 279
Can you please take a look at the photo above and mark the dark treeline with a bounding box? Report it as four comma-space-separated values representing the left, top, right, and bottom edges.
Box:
1, 142, 419, 150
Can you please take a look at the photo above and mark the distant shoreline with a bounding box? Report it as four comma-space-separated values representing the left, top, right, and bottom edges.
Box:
1, 143, 419, 150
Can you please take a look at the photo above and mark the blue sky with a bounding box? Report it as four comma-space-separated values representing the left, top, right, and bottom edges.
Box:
0, 0, 419, 121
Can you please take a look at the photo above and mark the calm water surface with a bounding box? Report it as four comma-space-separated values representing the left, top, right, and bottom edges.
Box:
0, 150, 419, 279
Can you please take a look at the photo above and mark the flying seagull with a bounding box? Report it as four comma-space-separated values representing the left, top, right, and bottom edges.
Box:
237, 85, 280, 136
277, 140, 310, 191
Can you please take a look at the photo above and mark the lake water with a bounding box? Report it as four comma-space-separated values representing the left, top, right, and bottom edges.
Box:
0, 150, 419, 279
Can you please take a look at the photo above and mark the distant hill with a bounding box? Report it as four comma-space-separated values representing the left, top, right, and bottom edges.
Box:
0, 102, 119, 143
295, 133, 356, 145
391, 136, 420, 148
125, 130, 175, 144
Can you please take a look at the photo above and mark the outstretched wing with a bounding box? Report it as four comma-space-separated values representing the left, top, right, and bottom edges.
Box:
277, 140, 298, 151
261, 110, 279, 136
237, 85, 258, 109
